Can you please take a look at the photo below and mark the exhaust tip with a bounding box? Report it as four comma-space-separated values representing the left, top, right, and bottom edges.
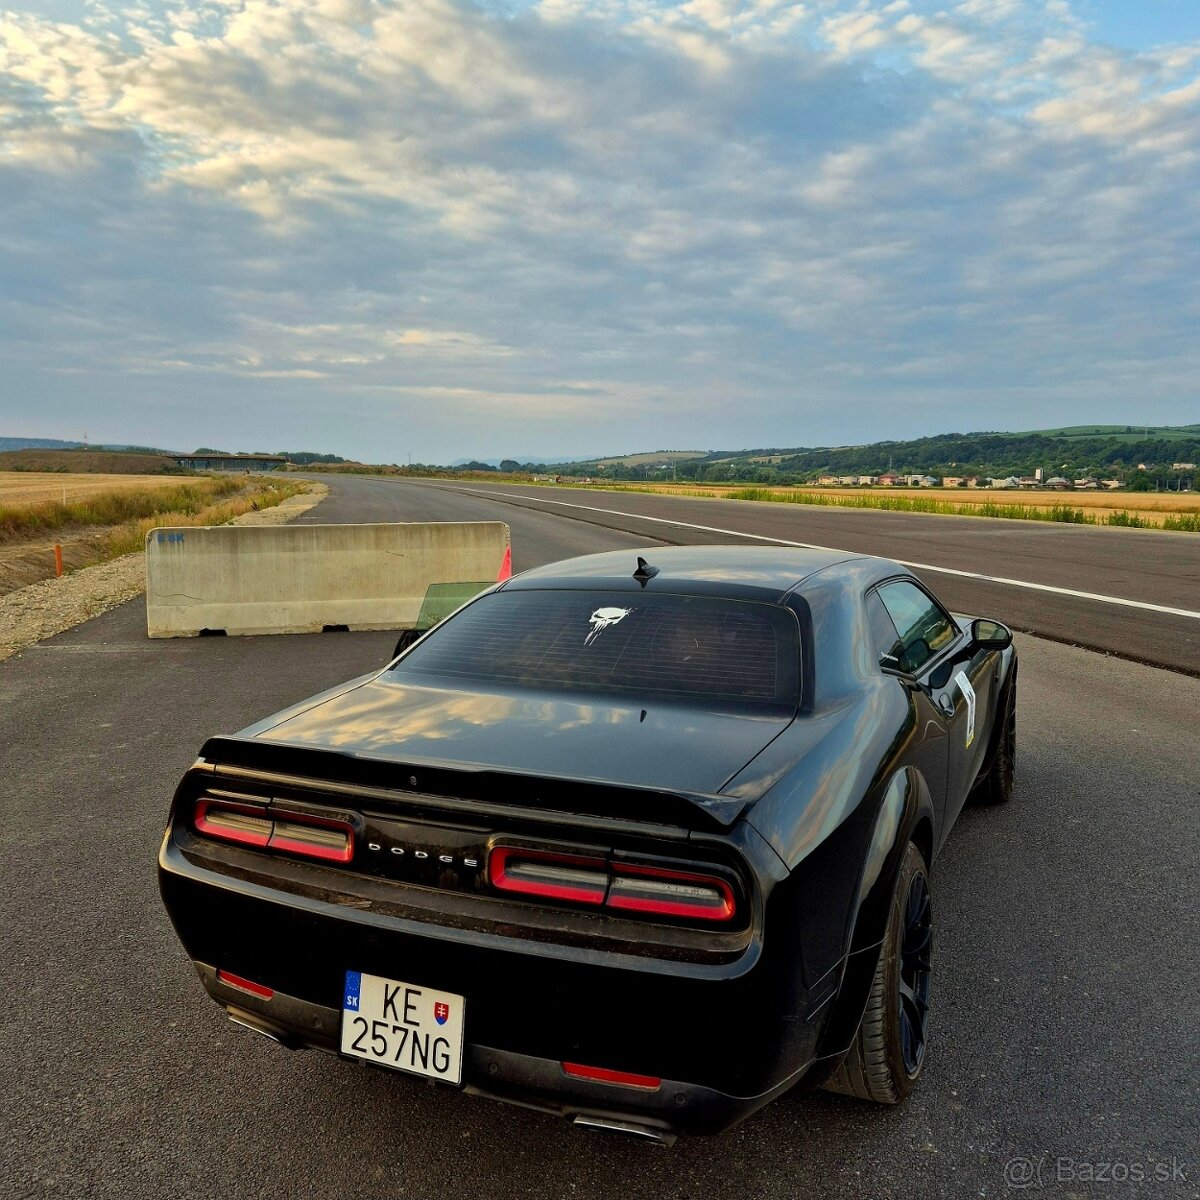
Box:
227, 1012, 299, 1050
572, 1115, 675, 1147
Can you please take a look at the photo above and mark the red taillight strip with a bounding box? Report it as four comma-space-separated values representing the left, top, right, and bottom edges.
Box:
562, 1062, 661, 1090
488, 846, 608, 905
216, 970, 274, 1000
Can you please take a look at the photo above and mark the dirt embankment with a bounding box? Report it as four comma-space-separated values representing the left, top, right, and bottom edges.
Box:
1, 527, 116, 592
0, 448, 183, 474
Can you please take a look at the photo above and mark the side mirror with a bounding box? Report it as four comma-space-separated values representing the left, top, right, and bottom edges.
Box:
971, 618, 1013, 650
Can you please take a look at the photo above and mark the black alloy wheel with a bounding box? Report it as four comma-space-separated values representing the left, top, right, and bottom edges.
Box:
898, 868, 932, 1075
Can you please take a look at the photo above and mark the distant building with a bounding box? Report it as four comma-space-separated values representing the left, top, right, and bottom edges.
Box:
917, 475, 940, 487
942, 476, 965, 488
857, 475, 877, 486
1173, 462, 1197, 470
1046, 476, 1071, 489
877, 473, 900, 486
173, 454, 287, 472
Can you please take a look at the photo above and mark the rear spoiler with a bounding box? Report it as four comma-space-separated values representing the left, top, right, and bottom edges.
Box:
196, 735, 750, 833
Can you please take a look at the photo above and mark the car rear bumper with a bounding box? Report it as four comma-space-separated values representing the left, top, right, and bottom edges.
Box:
160, 837, 832, 1136
197, 963, 798, 1138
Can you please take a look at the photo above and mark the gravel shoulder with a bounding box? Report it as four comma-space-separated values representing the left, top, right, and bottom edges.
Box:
0, 483, 328, 662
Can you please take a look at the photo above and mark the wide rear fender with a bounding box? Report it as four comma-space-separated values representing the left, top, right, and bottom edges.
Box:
809, 766, 934, 1066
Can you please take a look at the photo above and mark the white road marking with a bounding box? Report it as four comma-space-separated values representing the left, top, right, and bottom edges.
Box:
434, 484, 1200, 621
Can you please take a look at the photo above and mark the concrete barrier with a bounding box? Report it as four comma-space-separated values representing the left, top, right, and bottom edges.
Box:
145, 522, 510, 638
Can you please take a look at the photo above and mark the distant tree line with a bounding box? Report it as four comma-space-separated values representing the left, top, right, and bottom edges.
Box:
504, 431, 1200, 485
276, 450, 348, 464
188, 448, 348, 464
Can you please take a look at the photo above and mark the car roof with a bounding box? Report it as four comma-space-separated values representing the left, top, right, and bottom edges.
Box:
503, 545, 881, 603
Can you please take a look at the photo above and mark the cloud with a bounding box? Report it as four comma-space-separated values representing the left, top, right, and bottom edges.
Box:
0, 0, 1197, 459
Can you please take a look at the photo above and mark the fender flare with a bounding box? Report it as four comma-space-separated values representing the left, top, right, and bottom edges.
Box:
974, 653, 1018, 786
812, 766, 934, 1065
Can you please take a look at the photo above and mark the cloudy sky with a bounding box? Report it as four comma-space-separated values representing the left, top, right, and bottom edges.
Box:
1, 0, 1197, 462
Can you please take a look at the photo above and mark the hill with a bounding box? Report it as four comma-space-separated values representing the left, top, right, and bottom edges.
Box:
593, 450, 708, 468
1014, 424, 1200, 442
0, 437, 83, 453
0, 449, 186, 474
507, 426, 1200, 484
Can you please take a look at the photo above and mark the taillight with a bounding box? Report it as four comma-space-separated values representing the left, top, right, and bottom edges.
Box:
268, 816, 354, 863
488, 846, 608, 905
607, 863, 735, 923
192, 797, 354, 864
487, 846, 738, 924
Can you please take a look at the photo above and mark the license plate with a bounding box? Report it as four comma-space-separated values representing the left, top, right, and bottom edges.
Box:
340, 970, 465, 1085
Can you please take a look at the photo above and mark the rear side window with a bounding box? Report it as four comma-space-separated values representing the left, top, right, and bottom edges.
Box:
392, 590, 801, 711
875, 580, 957, 673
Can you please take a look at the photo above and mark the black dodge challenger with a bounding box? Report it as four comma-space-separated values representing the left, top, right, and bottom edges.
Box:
159, 546, 1017, 1142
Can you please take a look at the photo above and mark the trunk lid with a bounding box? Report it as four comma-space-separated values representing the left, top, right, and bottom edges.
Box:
252, 677, 794, 800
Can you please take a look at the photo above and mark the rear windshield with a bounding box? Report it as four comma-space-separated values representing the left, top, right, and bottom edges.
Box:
391, 590, 801, 710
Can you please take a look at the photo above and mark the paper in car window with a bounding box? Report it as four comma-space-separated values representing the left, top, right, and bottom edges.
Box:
953, 669, 976, 748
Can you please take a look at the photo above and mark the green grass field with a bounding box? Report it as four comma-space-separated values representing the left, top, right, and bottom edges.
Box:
1017, 424, 1200, 441
593, 450, 708, 468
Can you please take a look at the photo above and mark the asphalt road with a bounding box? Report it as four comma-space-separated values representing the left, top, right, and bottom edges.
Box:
1, 474, 1197, 1199
346, 478, 1200, 676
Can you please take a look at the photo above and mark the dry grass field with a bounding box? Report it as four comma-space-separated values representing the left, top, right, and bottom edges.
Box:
814, 485, 1197, 514
593, 482, 1200, 529
631, 482, 1199, 513
0, 473, 197, 509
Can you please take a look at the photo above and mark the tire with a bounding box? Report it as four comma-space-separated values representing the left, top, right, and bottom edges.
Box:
974, 672, 1016, 805
825, 843, 932, 1104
